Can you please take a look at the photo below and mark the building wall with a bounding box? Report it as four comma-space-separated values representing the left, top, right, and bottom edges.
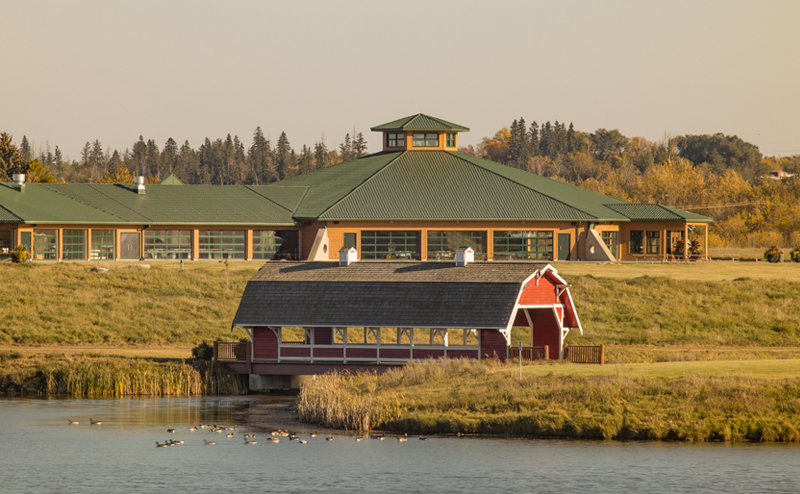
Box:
529, 310, 561, 360
252, 327, 279, 359
480, 329, 508, 361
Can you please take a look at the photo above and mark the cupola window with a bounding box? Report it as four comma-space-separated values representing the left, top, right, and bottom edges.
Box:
446, 133, 456, 147
386, 133, 404, 148
412, 133, 439, 147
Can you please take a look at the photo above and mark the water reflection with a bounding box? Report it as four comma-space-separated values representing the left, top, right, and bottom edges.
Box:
2, 397, 799, 494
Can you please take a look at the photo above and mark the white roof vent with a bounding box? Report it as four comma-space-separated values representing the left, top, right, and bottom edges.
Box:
12, 174, 25, 191
134, 176, 146, 194
455, 247, 474, 267
339, 246, 357, 267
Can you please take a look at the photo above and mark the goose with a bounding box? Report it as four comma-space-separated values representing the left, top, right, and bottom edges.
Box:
244, 433, 255, 439
326, 436, 334, 441
244, 438, 257, 445
419, 437, 428, 441
226, 433, 234, 438
156, 442, 169, 448
90, 419, 102, 425
166, 429, 176, 433
310, 433, 317, 438
267, 437, 280, 443
270, 431, 280, 436
203, 439, 216, 445
298, 439, 307, 444
398, 436, 407, 442
199, 424, 209, 429
188, 427, 197, 432
67, 419, 79, 425
355, 437, 363, 442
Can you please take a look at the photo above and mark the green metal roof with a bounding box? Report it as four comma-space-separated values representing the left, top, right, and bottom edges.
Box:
275, 150, 634, 221
0, 183, 298, 226
370, 114, 469, 132
605, 204, 714, 223
158, 174, 185, 185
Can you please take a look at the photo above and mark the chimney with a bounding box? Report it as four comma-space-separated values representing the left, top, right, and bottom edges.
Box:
134, 176, 146, 194
339, 246, 357, 266
455, 247, 474, 267
12, 174, 25, 191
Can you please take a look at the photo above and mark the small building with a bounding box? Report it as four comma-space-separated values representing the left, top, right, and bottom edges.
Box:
224, 254, 582, 388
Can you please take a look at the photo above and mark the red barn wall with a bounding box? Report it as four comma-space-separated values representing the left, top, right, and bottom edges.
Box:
314, 327, 333, 345
480, 329, 508, 361
252, 327, 278, 359
529, 310, 561, 360
518, 276, 557, 305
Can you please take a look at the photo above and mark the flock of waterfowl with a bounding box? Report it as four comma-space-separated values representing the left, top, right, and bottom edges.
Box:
68, 418, 427, 448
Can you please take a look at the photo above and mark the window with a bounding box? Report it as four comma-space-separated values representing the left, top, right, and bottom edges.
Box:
629, 231, 644, 254
33, 229, 58, 260
91, 230, 115, 260
144, 230, 192, 260
343, 233, 357, 249
198, 230, 245, 260
493, 231, 553, 261
446, 133, 456, 147
252, 230, 300, 260
0, 230, 11, 258
412, 133, 439, 147
601, 231, 618, 257
361, 231, 421, 260
387, 133, 404, 148
63, 230, 86, 260
427, 231, 487, 260
646, 231, 660, 254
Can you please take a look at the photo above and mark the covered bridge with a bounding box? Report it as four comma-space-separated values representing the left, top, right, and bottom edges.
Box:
223, 252, 583, 389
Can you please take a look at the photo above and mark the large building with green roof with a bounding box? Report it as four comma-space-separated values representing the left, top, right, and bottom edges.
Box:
0, 114, 711, 262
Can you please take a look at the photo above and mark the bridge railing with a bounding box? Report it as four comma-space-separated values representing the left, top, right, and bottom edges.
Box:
509, 345, 549, 361
214, 341, 248, 361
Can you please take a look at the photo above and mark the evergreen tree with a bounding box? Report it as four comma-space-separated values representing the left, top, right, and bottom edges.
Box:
161, 137, 178, 177
248, 127, 276, 184
529, 121, 540, 156
275, 131, 295, 180
145, 139, 160, 179
353, 132, 368, 158
314, 139, 329, 170
54, 146, 63, 166
298, 145, 315, 175
507, 117, 531, 169
0, 132, 28, 181
132, 136, 147, 177
179, 140, 197, 182
567, 123, 577, 153
339, 133, 352, 162
20, 136, 31, 162
89, 140, 105, 180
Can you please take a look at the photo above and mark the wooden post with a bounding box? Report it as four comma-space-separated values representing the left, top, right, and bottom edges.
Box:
213, 341, 218, 362
544, 345, 549, 360
600, 344, 605, 365
246, 341, 252, 374
563, 343, 568, 361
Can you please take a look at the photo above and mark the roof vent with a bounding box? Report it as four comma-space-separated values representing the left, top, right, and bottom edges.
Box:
455, 247, 474, 267
12, 174, 25, 191
134, 176, 146, 194
339, 246, 357, 267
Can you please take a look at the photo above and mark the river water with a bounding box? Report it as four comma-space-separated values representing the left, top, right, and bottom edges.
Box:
1, 397, 799, 494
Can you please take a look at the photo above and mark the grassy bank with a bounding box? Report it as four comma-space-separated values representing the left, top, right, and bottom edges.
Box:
0, 351, 247, 396
298, 359, 800, 441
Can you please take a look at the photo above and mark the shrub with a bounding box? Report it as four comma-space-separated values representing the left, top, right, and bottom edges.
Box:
10, 245, 28, 263
192, 342, 214, 361
764, 245, 782, 261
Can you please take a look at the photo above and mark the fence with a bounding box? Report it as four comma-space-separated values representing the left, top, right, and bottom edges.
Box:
214, 341, 248, 361
509, 345, 549, 361
564, 344, 604, 364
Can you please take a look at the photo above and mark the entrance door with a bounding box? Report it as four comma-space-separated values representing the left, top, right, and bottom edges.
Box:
20, 231, 31, 253
557, 234, 571, 261
120, 232, 140, 260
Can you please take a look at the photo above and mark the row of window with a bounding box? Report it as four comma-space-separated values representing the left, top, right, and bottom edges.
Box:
9, 229, 300, 261
386, 133, 457, 148
354, 230, 556, 261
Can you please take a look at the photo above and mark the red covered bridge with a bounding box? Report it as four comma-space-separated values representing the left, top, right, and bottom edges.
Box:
222, 253, 583, 390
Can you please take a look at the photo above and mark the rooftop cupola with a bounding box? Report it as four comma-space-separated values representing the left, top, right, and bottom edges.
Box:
370, 113, 469, 152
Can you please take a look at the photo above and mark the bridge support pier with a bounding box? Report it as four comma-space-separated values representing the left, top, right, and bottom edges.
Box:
249, 374, 310, 392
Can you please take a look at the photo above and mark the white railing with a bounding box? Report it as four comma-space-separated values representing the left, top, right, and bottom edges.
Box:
266, 343, 480, 364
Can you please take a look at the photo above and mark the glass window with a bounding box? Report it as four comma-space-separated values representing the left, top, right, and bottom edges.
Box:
198, 230, 245, 260
629, 231, 644, 254
387, 133, 404, 148
601, 231, 618, 257
63, 229, 86, 260
412, 133, 439, 147
427, 231, 487, 260
144, 230, 192, 260
493, 231, 553, 261
446, 133, 456, 147
343, 233, 357, 249
91, 230, 115, 260
33, 229, 58, 260
361, 231, 421, 260
646, 231, 660, 254
0, 230, 11, 258
252, 230, 300, 260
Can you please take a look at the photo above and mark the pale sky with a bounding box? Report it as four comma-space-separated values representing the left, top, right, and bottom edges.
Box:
3, 0, 799, 161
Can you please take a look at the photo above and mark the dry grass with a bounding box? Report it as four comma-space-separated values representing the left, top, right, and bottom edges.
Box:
299, 359, 800, 441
